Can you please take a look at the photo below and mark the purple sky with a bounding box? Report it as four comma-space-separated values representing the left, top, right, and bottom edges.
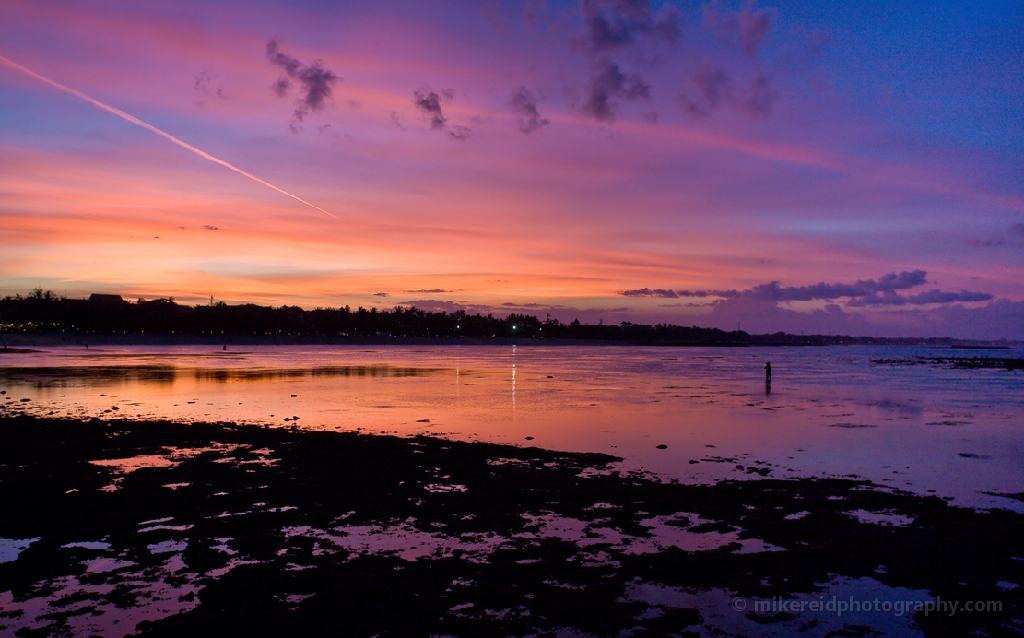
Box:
1, 0, 1022, 337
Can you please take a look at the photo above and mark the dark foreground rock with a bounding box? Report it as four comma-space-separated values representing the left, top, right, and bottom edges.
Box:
0, 416, 1021, 637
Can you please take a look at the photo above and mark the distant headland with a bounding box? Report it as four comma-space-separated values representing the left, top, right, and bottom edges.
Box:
0, 290, 1016, 347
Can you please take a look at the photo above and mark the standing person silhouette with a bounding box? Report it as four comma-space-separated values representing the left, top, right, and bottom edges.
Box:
765, 361, 772, 383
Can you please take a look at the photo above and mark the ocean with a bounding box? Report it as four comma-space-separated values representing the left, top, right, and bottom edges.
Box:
3, 343, 1021, 509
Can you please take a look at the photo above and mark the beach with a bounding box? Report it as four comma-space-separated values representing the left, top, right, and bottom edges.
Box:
1, 414, 1022, 637
1, 344, 1023, 636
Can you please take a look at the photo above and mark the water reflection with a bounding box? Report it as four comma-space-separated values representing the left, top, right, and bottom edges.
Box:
0, 364, 447, 386
1, 344, 1022, 508
511, 345, 516, 411
194, 365, 446, 382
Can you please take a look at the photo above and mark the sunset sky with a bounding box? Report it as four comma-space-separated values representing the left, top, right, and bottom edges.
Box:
1, 0, 1022, 338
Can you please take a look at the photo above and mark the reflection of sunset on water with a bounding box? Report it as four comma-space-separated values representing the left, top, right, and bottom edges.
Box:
2, 344, 1021, 509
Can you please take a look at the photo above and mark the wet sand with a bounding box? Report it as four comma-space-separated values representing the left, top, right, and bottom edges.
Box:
1, 415, 1021, 637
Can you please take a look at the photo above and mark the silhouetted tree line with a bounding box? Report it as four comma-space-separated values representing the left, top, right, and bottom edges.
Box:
0, 290, 748, 344
1, 290, 1004, 346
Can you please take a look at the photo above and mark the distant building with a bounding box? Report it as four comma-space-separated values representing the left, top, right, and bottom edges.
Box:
88, 294, 125, 304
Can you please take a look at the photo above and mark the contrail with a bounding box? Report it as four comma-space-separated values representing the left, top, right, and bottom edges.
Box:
0, 54, 335, 219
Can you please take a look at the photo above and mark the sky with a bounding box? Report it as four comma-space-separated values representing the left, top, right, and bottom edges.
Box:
1, 0, 1022, 338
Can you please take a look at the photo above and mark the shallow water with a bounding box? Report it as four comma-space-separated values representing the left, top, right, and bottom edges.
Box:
1, 344, 1022, 509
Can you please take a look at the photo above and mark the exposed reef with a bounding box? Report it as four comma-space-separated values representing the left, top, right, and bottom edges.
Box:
0, 416, 1021, 636
872, 357, 1024, 371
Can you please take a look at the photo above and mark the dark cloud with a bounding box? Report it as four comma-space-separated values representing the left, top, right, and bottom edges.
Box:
966, 223, 1024, 249
194, 71, 213, 93
266, 41, 301, 75
510, 87, 549, 134
193, 71, 225, 99
742, 73, 775, 116
657, 271, 989, 310
672, 2, 778, 120
845, 287, 993, 307
736, 5, 772, 56
389, 112, 406, 130
203, 225, 219, 231
413, 90, 447, 130
741, 271, 928, 303
565, 0, 785, 125
295, 64, 336, 110
693, 65, 732, 107
905, 289, 994, 305
581, 61, 651, 121
621, 288, 678, 298
404, 289, 450, 294
676, 289, 738, 298
272, 76, 291, 98
373, 292, 389, 297
702, 2, 775, 57
680, 66, 775, 118
575, 0, 681, 55
265, 41, 339, 131
570, 1, 680, 123
680, 64, 733, 117
679, 95, 706, 117
844, 290, 911, 307
289, 109, 305, 134
193, 71, 227, 109
449, 125, 473, 141
871, 270, 929, 291
409, 88, 470, 139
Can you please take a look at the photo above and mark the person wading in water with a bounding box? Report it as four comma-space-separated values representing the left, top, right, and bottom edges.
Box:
765, 361, 772, 383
